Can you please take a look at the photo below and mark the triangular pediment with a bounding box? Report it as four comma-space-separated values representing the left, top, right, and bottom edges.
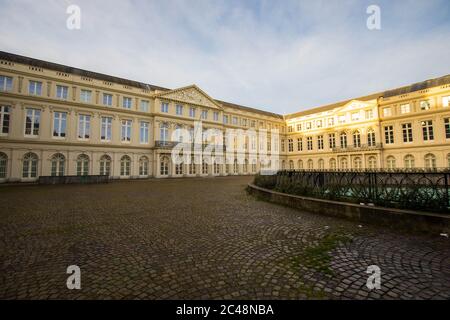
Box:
335, 100, 374, 113
155, 85, 223, 109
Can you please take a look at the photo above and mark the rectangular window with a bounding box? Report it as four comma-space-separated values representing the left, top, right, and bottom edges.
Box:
140, 121, 149, 144
201, 110, 208, 120
0, 75, 13, 91
306, 122, 311, 129
445, 118, 450, 139
421, 120, 434, 141
420, 100, 431, 111
123, 97, 132, 109
316, 120, 322, 128
232, 116, 238, 125
307, 137, 313, 150
29, 80, 42, 96
189, 107, 196, 118
78, 114, 91, 139
365, 109, 373, 119
328, 118, 335, 126
53, 111, 67, 138
281, 139, 285, 152
80, 89, 92, 103
176, 104, 183, 115
297, 138, 303, 151
161, 102, 169, 113
140, 100, 149, 112
383, 107, 392, 117
296, 124, 302, 131
384, 125, 394, 144
121, 120, 132, 142
317, 135, 324, 150
329, 133, 336, 149
25, 108, 40, 136
288, 126, 293, 132
223, 115, 228, 124
402, 123, 413, 143
338, 115, 346, 124
443, 96, 450, 107
288, 139, 293, 152
400, 104, 411, 114
351, 112, 360, 121
56, 85, 68, 100
213, 111, 219, 121
0, 105, 10, 134
103, 93, 113, 106
367, 131, 376, 147
101, 117, 112, 141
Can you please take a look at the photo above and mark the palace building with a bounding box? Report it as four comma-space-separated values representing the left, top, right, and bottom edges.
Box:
0, 51, 449, 182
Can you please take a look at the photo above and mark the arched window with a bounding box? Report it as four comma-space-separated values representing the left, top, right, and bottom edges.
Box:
251, 159, 257, 173
160, 122, 169, 142
281, 160, 286, 170
307, 159, 313, 170
244, 159, 249, 173
404, 154, 415, 169
367, 129, 376, 147
202, 159, 208, 174
386, 156, 396, 170
51, 153, 65, 176
329, 158, 337, 170
368, 156, 377, 169
174, 159, 183, 175
233, 159, 238, 173
289, 160, 294, 170
340, 157, 348, 170
0, 152, 7, 178
23, 152, 38, 178
424, 153, 436, 169
353, 131, 361, 148
139, 156, 149, 176
353, 157, 362, 170
340, 132, 347, 148
318, 159, 324, 170
76, 154, 89, 176
214, 159, 220, 174
160, 156, 169, 175
189, 156, 196, 175
100, 155, 111, 176
297, 160, 303, 169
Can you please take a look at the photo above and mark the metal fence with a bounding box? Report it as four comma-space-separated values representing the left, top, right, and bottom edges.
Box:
254, 169, 450, 213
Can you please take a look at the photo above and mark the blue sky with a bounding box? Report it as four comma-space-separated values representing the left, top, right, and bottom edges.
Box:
0, 0, 449, 114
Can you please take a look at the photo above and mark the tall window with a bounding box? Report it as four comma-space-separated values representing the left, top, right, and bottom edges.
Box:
78, 114, 91, 139
443, 96, 450, 107
22, 152, 38, 178
404, 155, 415, 169
445, 118, 450, 139
214, 160, 220, 174
213, 111, 219, 121
289, 160, 294, 170
318, 159, 324, 170
307, 159, 313, 170
233, 159, 238, 173
121, 120, 132, 142
288, 139, 293, 152
103, 93, 113, 106
340, 157, 348, 169
175, 104, 183, 115
368, 156, 377, 169
189, 156, 196, 175
420, 100, 431, 111
99, 155, 111, 176
29, 80, 42, 95
160, 156, 169, 175
80, 89, 92, 103
329, 133, 336, 149
353, 131, 361, 148
76, 154, 89, 176
140, 121, 149, 144
202, 160, 208, 174
0, 75, 13, 91
101, 117, 112, 141
175, 161, 183, 175
421, 120, 434, 141
56, 85, 68, 99
51, 153, 65, 176
386, 156, 396, 169
160, 123, 169, 142
0, 152, 7, 178
384, 125, 394, 144
353, 157, 362, 170
139, 156, 149, 176
53, 112, 67, 138
223, 115, 228, 124
123, 97, 132, 109
400, 104, 411, 114
340, 132, 347, 148
329, 158, 336, 170
161, 102, 169, 113
297, 138, 303, 151
402, 123, 413, 143
447, 154, 450, 168
307, 137, 313, 150
367, 129, 375, 147
120, 155, 131, 176
298, 160, 303, 169
424, 153, 436, 170
317, 135, 324, 150
383, 107, 392, 117
365, 109, 373, 119
201, 110, 208, 120
0, 105, 10, 134
189, 107, 196, 118
25, 108, 40, 136
140, 100, 149, 112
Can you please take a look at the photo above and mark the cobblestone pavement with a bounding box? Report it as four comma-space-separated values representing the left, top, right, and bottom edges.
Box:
1, 176, 449, 300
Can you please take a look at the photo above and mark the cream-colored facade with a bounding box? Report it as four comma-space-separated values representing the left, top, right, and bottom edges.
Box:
0, 51, 449, 182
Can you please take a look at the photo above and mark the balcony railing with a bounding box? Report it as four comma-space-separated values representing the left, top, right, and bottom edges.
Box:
332, 143, 383, 153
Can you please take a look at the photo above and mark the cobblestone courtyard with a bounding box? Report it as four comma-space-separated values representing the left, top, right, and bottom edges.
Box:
1, 176, 449, 299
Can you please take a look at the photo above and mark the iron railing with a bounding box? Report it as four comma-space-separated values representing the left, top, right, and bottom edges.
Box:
39, 175, 110, 185
331, 143, 383, 153
254, 169, 450, 213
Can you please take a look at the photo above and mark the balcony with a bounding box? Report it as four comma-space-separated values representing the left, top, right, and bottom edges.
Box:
332, 143, 383, 153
